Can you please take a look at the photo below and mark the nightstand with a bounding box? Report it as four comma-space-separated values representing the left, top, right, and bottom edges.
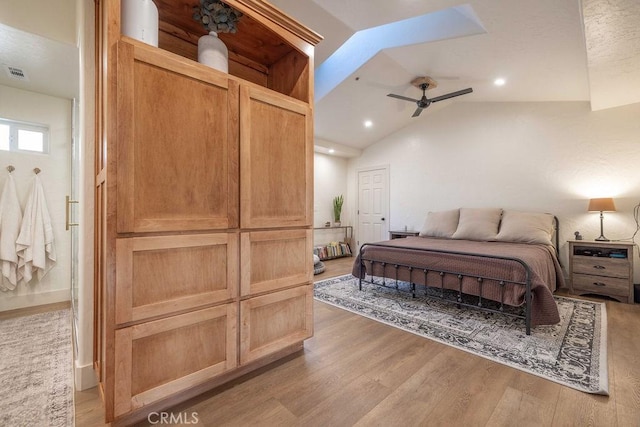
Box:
568, 240, 634, 303
389, 230, 420, 239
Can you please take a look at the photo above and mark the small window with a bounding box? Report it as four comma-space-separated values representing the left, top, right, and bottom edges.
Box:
18, 129, 44, 152
0, 118, 49, 154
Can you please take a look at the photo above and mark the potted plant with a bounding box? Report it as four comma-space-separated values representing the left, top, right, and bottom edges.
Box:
333, 195, 344, 226
192, 0, 243, 72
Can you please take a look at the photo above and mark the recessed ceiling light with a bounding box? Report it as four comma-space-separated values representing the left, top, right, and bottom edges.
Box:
328, 148, 335, 154
364, 120, 373, 128
494, 78, 506, 86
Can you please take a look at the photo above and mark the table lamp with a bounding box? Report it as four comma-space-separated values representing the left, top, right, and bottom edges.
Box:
588, 197, 616, 241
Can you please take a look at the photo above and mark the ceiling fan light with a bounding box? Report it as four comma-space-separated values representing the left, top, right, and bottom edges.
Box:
388, 77, 473, 118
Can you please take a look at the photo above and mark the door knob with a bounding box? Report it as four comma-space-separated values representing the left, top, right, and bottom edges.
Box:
381, 217, 385, 221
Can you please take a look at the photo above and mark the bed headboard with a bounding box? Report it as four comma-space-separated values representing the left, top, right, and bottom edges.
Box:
553, 215, 560, 258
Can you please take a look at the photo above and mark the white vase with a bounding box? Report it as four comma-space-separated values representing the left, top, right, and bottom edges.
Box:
198, 31, 229, 73
121, 0, 159, 47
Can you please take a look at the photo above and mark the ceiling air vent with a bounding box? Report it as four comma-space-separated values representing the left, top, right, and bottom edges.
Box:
3, 65, 29, 81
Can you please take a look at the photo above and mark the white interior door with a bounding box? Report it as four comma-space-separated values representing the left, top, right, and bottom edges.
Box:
357, 167, 389, 248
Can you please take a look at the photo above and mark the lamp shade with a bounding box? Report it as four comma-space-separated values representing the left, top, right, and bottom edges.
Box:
588, 197, 616, 212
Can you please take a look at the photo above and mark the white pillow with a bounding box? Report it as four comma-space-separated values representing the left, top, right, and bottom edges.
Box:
419, 209, 460, 238
451, 208, 502, 241
496, 210, 554, 245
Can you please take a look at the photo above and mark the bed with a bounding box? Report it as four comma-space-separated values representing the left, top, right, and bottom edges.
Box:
352, 208, 565, 334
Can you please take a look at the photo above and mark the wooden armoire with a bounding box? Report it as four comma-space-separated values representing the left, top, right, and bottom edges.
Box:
94, 0, 322, 423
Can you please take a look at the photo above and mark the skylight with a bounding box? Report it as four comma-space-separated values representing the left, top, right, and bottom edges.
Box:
314, 5, 486, 101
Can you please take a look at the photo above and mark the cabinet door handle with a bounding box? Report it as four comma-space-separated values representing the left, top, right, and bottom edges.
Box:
593, 282, 606, 287
593, 265, 606, 270
65, 195, 79, 231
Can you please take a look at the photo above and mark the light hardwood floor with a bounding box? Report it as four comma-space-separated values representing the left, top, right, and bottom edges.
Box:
75, 255, 640, 426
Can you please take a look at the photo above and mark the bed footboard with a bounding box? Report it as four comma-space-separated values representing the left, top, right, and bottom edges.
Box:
357, 243, 533, 335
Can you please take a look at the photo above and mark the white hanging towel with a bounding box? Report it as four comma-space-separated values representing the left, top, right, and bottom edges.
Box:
0, 174, 23, 291
16, 174, 56, 284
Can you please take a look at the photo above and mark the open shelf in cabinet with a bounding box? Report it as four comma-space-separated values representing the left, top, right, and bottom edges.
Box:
150, 0, 320, 102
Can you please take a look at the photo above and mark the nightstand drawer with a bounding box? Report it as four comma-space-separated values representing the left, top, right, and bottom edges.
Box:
572, 274, 629, 297
572, 257, 629, 279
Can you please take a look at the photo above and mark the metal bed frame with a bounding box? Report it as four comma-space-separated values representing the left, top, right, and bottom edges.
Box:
357, 217, 560, 336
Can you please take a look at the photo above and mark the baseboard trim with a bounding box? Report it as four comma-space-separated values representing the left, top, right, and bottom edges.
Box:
0, 299, 71, 320
0, 289, 70, 313
75, 361, 98, 391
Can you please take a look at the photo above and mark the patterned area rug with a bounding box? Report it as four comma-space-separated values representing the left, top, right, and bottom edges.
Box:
314, 274, 608, 395
0, 309, 74, 426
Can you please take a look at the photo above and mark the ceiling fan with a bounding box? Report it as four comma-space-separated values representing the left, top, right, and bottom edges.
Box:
387, 76, 473, 118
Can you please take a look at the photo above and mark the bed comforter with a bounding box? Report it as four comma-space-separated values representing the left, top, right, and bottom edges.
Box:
352, 237, 564, 325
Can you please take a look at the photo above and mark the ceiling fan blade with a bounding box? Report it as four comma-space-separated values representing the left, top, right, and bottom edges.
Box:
430, 88, 473, 103
387, 93, 420, 103
412, 107, 424, 117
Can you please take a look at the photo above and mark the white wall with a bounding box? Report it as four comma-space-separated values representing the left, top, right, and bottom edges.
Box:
0, 85, 71, 310
314, 152, 350, 245
346, 101, 640, 280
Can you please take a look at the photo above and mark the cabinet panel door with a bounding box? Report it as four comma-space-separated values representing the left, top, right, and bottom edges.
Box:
117, 40, 239, 233
240, 284, 313, 364
240, 85, 313, 228
240, 229, 313, 296
113, 305, 237, 417
115, 233, 238, 324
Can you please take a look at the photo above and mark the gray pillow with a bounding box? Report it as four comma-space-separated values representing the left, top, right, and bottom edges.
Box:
451, 208, 502, 241
495, 210, 554, 245
419, 209, 460, 238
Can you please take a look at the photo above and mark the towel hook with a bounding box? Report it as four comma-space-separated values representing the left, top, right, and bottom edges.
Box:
33, 167, 41, 175
7, 165, 15, 173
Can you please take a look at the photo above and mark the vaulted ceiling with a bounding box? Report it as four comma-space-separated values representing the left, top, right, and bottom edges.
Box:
0, 0, 638, 156
270, 0, 640, 153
